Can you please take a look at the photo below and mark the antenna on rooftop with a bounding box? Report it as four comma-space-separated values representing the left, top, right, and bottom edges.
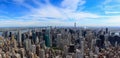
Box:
74, 22, 76, 28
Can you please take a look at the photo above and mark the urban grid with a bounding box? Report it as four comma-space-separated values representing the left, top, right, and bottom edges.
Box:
0, 26, 120, 58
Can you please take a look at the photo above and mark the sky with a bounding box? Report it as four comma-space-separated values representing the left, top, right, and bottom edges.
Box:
0, 0, 120, 27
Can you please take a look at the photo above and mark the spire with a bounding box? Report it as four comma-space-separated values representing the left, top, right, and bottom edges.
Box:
74, 22, 76, 28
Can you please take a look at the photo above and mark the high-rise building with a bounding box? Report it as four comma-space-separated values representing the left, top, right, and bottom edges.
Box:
81, 40, 84, 58
0, 37, 4, 47
29, 52, 34, 58
31, 45, 36, 54
68, 44, 75, 53
32, 32, 36, 44
3, 31, 9, 38
17, 30, 22, 47
24, 38, 32, 51
39, 49, 45, 58
43, 29, 51, 47
0, 54, 2, 58
18, 48, 25, 58
21, 33, 26, 43
99, 35, 105, 48
36, 45, 40, 56
105, 28, 108, 34
43, 34, 50, 47
18, 31, 22, 43
66, 54, 72, 58
35, 36, 39, 44
74, 22, 76, 28
56, 34, 62, 48
15, 53, 21, 58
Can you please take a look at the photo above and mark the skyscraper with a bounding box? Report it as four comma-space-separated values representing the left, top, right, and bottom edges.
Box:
32, 31, 36, 44
68, 44, 75, 53
105, 28, 108, 34
74, 22, 76, 28
44, 34, 50, 47
0, 37, 4, 47
24, 38, 32, 51
43, 29, 51, 47
31, 45, 36, 54
17, 30, 22, 47
39, 49, 45, 58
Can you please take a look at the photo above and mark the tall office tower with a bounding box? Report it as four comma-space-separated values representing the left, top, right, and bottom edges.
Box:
48, 27, 52, 47
14, 53, 21, 58
43, 34, 50, 47
104, 34, 109, 48
81, 40, 84, 58
0, 37, 4, 48
18, 48, 25, 58
63, 45, 68, 56
0, 54, 2, 58
9, 31, 12, 38
115, 41, 118, 47
13, 38, 17, 49
91, 38, 96, 51
68, 44, 75, 53
17, 30, 22, 47
34, 54, 39, 58
74, 22, 76, 28
75, 49, 82, 58
35, 36, 39, 44
3, 31, 9, 38
29, 52, 34, 58
99, 35, 105, 48
31, 45, 36, 54
67, 33, 72, 45
105, 28, 108, 34
89, 50, 93, 58
56, 34, 62, 48
11, 34, 15, 41
85, 31, 95, 49
43, 29, 52, 47
95, 46, 99, 55
32, 32, 36, 44
36, 45, 40, 56
11, 34, 18, 48
39, 49, 45, 58
24, 38, 32, 51
22, 33, 26, 43
28, 30, 32, 36
2, 53, 6, 58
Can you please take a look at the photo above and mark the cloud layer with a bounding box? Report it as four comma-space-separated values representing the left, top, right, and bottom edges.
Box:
0, 0, 120, 27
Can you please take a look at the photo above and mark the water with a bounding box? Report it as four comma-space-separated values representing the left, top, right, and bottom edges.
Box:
0, 30, 29, 36
0, 32, 2, 36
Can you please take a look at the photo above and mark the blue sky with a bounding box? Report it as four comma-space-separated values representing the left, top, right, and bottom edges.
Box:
0, 0, 120, 27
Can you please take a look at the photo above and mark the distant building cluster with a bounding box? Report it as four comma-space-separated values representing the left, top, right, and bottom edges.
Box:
0, 27, 120, 58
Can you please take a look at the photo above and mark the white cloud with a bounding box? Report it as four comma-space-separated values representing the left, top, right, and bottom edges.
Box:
103, 0, 112, 5
13, 0, 25, 4
105, 11, 120, 14
105, 16, 120, 23
102, 0, 120, 15
15, 0, 120, 26
61, 0, 85, 11
0, 0, 106, 27
20, 0, 99, 21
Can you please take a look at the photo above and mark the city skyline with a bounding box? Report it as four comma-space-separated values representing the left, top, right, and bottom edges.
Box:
0, 0, 120, 27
